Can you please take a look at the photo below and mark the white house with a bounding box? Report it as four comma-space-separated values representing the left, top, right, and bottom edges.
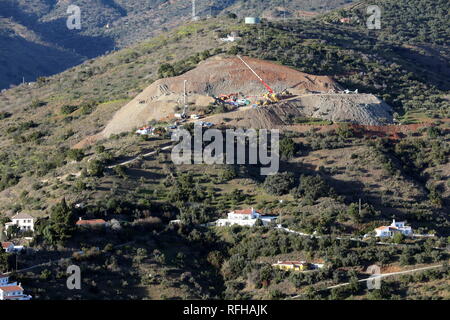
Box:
375, 219, 413, 237
5, 213, 34, 233
0, 284, 32, 300
214, 208, 277, 227
219, 33, 241, 42
169, 219, 182, 226
1, 242, 14, 253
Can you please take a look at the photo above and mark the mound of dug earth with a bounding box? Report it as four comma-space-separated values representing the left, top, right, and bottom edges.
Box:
204, 102, 303, 129
202, 93, 394, 128
100, 55, 340, 137
296, 93, 394, 125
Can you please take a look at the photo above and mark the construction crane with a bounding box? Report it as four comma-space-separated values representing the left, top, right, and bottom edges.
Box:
237, 55, 274, 93
236, 55, 291, 105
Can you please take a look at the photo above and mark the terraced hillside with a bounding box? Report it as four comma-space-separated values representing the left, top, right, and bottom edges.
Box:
0, 3, 448, 301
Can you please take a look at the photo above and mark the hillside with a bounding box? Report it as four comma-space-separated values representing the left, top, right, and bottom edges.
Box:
0, 2, 448, 301
0, 0, 357, 89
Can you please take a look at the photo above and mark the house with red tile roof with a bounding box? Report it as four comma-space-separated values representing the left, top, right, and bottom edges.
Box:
1, 242, 14, 253
340, 17, 351, 24
76, 217, 107, 227
0, 284, 32, 300
375, 219, 413, 237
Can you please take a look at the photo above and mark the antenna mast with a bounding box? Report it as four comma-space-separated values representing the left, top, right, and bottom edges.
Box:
192, 0, 197, 20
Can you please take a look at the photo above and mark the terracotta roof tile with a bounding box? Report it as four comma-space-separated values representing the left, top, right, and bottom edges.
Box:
1, 242, 13, 249
76, 219, 106, 225
0, 285, 23, 292
233, 209, 254, 214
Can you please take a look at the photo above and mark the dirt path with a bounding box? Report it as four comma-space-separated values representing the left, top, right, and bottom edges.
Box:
288, 264, 444, 299
276, 226, 445, 250
106, 145, 173, 169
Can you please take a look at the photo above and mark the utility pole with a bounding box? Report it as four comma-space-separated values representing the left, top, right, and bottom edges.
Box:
183, 80, 188, 116
183, 80, 187, 106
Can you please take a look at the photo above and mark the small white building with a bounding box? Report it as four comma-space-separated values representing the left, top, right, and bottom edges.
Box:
214, 208, 277, 227
245, 17, 260, 24
0, 284, 32, 300
169, 219, 182, 226
375, 219, 413, 237
219, 33, 241, 42
174, 113, 186, 119
5, 213, 34, 233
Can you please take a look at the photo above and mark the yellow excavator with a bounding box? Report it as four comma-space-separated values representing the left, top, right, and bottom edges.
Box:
237, 55, 291, 106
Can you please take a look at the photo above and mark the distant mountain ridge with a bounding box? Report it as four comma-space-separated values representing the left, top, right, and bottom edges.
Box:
0, 0, 356, 89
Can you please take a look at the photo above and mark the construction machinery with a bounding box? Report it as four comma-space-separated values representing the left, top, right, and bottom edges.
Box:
236, 55, 291, 106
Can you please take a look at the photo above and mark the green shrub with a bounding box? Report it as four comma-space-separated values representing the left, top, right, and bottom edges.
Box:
61, 105, 79, 115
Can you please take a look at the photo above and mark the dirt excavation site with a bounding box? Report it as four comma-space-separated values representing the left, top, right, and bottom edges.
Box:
97, 55, 394, 139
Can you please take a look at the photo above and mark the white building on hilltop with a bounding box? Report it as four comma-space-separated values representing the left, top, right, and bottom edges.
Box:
375, 219, 413, 237
5, 213, 34, 234
214, 208, 277, 227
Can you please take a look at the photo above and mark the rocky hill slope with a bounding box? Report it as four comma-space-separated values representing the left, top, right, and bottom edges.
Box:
100, 55, 341, 137
99, 55, 394, 138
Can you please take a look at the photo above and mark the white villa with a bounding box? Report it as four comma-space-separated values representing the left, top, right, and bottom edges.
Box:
0, 274, 32, 300
375, 219, 413, 237
5, 213, 35, 233
214, 208, 277, 227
